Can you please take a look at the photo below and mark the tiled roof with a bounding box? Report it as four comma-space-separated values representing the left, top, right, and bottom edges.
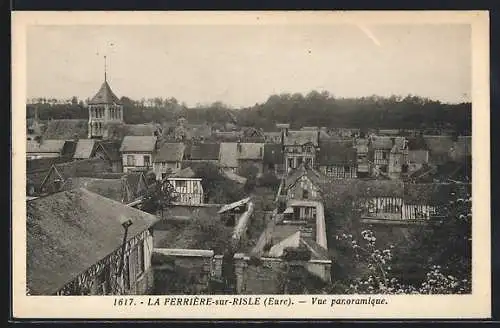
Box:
318, 142, 357, 166
95, 140, 121, 161
73, 139, 96, 159
50, 159, 112, 181
88, 81, 122, 105
27, 139, 66, 154
27, 157, 71, 173
237, 143, 264, 160
371, 136, 405, 150
403, 183, 453, 206
263, 143, 284, 165
42, 119, 88, 140
185, 124, 212, 140
154, 143, 185, 163
120, 136, 157, 152
284, 131, 318, 146
189, 143, 220, 160
319, 179, 405, 200
219, 143, 239, 168
108, 123, 159, 140
27, 188, 157, 295
60, 177, 123, 202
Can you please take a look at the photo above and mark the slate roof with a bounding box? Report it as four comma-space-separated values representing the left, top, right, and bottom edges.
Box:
154, 143, 185, 163
88, 81, 122, 105
237, 143, 264, 160
120, 136, 157, 153
267, 230, 330, 261
26, 188, 157, 295
263, 143, 284, 165
284, 130, 319, 146
73, 139, 96, 159
219, 143, 239, 168
27, 139, 66, 154
189, 143, 220, 160
317, 142, 357, 166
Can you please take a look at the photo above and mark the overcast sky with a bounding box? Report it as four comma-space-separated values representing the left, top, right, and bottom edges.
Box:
27, 24, 471, 107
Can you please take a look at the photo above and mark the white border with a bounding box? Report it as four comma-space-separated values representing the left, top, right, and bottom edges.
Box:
12, 11, 491, 319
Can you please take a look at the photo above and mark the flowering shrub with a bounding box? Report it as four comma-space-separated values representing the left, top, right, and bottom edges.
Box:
336, 229, 471, 294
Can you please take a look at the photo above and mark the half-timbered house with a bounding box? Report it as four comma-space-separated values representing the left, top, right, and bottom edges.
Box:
26, 188, 157, 295
317, 141, 357, 179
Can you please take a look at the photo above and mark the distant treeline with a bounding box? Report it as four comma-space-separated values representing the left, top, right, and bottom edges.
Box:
27, 91, 471, 134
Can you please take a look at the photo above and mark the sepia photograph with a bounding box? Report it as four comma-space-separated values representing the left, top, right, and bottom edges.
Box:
12, 11, 490, 319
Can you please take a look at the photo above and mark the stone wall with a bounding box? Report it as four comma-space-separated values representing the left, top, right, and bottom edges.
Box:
152, 249, 214, 294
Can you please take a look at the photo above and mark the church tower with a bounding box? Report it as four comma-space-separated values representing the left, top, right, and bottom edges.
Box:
87, 56, 123, 139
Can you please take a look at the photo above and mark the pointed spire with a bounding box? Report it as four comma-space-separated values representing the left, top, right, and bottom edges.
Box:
104, 55, 107, 82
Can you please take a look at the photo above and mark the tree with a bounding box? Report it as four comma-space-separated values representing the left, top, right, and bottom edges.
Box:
140, 178, 177, 217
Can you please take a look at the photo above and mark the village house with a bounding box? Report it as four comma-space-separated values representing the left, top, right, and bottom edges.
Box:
153, 142, 185, 180
357, 180, 405, 222
26, 139, 75, 160
401, 183, 451, 221
236, 142, 265, 177
121, 171, 149, 204
39, 158, 113, 195
120, 136, 157, 173
277, 164, 327, 203
93, 140, 123, 173
165, 167, 204, 205
369, 136, 407, 178
279, 124, 319, 173
263, 143, 285, 176
184, 143, 221, 164
26, 157, 73, 195
219, 142, 239, 173
26, 188, 157, 295
317, 141, 357, 179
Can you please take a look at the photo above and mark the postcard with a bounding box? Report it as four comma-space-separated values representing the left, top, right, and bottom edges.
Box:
12, 10, 491, 319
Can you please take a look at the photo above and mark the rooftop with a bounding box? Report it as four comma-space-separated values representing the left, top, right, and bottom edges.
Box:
154, 142, 185, 163
88, 80, 122, 105
120, 136, 157, 153
27, 188, 158, 295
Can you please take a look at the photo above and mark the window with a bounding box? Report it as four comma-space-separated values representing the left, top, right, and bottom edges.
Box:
137, 241, 145, 276
126, 155, 135, 166
303, 189, 309, 199
177, 180, 187, 190
382, 152, 388, 160
305, 158, 312, 167
176, 162, 180, 169
161, 173, 167, 180
344, 165, 351, 173
144, 155, 151, 167
288, 158, 294, 169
